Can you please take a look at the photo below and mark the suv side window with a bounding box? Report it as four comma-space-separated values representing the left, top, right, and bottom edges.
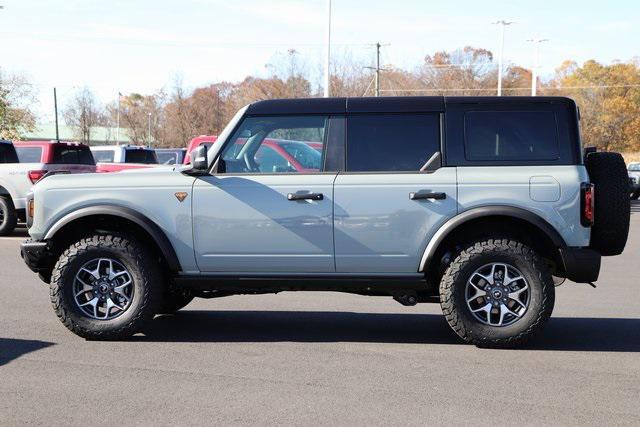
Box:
465, 111, 559, 161
15, 147, 43, 163
220, 115, 327, 174
346, 113, 440, 172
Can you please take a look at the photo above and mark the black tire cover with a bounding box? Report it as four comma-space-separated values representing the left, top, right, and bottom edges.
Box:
585, 152, 630, 256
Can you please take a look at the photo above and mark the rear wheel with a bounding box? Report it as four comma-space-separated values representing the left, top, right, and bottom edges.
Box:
440, 238, 555, 348
0, 196, 17, 236
50, 234, 162, 339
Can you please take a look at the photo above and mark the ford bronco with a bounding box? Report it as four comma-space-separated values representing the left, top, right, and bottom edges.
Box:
20, 97, 630, 347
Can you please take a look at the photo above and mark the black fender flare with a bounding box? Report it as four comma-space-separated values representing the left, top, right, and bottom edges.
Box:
44, 205, 181, 272
418, 205, 566, 272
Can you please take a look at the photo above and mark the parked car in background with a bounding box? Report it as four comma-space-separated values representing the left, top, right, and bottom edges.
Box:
183, 135, 217, 164
628, 162, 640, 199
0, 140, 95, 235
185, 134, 321, 172
155, 148, 187, 165
91, 145, 159, 173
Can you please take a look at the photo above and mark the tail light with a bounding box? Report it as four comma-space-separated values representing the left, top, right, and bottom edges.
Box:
28, 170, 47, 184
581, 183, 595, 227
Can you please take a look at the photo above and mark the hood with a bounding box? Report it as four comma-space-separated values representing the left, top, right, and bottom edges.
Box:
33, 165, 193, 192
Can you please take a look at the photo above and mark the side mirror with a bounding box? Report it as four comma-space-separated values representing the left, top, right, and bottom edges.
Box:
192, 145, 209, 171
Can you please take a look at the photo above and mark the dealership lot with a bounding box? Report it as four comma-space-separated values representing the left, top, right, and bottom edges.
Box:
1, 203, 639, 425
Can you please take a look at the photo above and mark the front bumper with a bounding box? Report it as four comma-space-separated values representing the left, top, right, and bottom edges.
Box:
20, 239, 53, 280
559, 247, 601, 283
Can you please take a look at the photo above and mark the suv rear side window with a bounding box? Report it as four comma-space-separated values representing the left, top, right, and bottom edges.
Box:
52, 146, 95, 165
125, 150, 158, 164
15, 147, 43, 163
0, 144, 19, 163
346, 113, 440, 172
464, 111, 559, 161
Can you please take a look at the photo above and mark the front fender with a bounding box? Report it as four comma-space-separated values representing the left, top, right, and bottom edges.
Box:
44, 204, 181, 272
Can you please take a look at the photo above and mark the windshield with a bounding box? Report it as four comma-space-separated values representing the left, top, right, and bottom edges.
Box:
277, 141, 322, 170
125, 149, 158, 164
628, 164, 640, 171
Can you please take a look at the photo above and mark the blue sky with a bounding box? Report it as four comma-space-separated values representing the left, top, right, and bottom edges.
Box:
1, 0, 639, 121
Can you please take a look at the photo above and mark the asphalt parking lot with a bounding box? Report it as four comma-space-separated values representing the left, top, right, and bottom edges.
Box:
1, 203, 639, 425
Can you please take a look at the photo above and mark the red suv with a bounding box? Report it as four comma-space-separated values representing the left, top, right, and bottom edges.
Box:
13, 141, 96, 183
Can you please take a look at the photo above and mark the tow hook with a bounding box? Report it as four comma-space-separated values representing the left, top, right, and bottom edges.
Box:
393, 292, 418, 306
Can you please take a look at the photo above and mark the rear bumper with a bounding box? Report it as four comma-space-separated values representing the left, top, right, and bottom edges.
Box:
20, 239, 53, 279
559, 247, 601, 283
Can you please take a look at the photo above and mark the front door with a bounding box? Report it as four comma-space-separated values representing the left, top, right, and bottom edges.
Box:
333, 112, 458, 273
193, 114, 337, 273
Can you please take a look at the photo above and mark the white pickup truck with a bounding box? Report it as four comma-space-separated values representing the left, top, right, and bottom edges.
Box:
0, 140, 96, 235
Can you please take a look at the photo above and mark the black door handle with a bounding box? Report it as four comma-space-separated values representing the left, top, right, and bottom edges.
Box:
409, 191, 446, 200
287, 192, 324, 201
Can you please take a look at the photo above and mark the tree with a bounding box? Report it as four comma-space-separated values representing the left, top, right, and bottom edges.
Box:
63, 87, 103, 144
0, 69, 37, 140
551, 59, 640, 151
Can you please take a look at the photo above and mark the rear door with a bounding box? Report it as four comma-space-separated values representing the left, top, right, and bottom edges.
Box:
333, 112, 458, 273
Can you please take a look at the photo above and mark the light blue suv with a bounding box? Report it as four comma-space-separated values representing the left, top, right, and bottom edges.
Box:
21, 96, 630, 347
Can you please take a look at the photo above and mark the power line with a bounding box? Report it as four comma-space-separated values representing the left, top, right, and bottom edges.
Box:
379, 84, 640, 93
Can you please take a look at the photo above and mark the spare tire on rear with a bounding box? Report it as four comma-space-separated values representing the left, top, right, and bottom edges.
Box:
585, 152, 630, 256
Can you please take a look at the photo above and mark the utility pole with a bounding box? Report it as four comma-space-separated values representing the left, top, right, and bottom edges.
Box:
374, 42, 381, 97
53, 87, 60, 142
527, 38, 548, 96
323, 0, 331, 97
492, 20, 513, 96
364, 42, 388, 97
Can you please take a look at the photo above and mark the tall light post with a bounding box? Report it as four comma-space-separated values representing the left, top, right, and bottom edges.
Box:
527, 38, 548, 96
492, 20, 513, 96
323, 0, 331, 98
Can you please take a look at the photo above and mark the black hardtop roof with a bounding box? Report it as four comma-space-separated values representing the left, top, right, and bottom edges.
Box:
247, 96, 576, 115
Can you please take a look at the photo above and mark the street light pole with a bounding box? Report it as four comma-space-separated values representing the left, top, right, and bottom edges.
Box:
116, 92, 121, 145
527, 38, 548, 96
323, 0, 331, 97
493, 20, 513, 96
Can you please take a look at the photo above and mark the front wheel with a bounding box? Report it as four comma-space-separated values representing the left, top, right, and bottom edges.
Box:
440, 239, 555, 348
50, 234, 162, 339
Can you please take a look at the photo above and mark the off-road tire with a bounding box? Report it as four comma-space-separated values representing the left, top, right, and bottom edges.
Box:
0, 196, 17, 236
50, 234, 162, 340
158, 284, 193, 315
631, 191, 640, 201
585, 152, 630, 255
440, 239, 555, 348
